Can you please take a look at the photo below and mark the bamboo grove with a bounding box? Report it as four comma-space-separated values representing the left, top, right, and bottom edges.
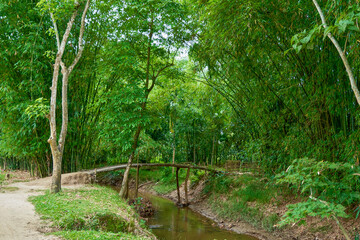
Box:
1, 0, 360, 221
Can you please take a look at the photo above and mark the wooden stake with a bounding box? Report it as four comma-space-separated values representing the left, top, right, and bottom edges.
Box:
176, 167, 181, 204
94, 168, 97, 183
135, 165, 140, 198
184, 167, 190, 205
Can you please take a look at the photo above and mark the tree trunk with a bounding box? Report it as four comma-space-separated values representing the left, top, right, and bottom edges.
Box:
48, 0, 90, 193
119, 152, 134, 198
117, 13, 174, 198
50, 149, 62, 193
119, 17, 154, 198
119, 125, 142, 198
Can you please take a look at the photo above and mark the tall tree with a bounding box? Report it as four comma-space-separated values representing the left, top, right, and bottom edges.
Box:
39, 0, 91, 193
95, 0, 194, 198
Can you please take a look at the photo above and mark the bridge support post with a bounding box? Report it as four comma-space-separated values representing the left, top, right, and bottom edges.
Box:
184, 167, 190, 206
135, 165, 140, 198
176, 167, 181, 204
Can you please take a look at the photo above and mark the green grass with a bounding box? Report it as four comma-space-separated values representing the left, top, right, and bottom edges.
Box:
233, 182, 273, 203
153, 182, 178, 194
151, 168, 188, 194
52, 230, 146, 240
208, 194, 279, 231
0, 172, 5, 185
30, 185, 152, 240
204, 174, 280, 231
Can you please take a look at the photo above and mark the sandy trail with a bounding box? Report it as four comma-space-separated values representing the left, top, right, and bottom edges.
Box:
0, 172, 90, 240
0, 180, 57, 240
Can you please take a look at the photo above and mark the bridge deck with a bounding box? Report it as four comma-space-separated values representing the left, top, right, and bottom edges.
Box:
85, 163, 223, 174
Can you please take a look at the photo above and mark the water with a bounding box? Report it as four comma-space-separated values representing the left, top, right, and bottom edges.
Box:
141, 192, 259, 240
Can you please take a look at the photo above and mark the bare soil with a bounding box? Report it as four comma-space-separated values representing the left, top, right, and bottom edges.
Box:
0, 171, 92, 240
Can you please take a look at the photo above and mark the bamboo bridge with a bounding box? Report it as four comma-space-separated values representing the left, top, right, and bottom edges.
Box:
84, 163, 227, 206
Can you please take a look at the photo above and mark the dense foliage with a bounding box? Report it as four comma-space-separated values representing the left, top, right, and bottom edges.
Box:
1, 0, 360, 233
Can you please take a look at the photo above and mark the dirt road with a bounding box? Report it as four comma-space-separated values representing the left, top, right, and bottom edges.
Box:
0, 172, 90, 240
0, 180, 58, 240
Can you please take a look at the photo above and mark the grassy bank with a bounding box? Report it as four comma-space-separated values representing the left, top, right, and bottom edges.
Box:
203, 173, 280, 231
30, 185, 155, 240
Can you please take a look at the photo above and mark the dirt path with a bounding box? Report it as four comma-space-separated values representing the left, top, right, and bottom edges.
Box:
0, 180, 57, 240
0, 172, 90, 240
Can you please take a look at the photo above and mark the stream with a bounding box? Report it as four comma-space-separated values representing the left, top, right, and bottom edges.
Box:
138, 191, 259, 240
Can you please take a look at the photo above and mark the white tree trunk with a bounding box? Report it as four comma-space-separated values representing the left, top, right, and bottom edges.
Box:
48, 0, 91, 193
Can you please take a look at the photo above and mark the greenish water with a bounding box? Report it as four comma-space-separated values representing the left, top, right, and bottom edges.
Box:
142, 192, 259, 240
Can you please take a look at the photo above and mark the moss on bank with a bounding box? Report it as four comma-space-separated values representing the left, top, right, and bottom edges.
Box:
30, 185, 155, 240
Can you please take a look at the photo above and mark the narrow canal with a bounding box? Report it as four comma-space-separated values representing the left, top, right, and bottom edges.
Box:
140, 192, 259, 240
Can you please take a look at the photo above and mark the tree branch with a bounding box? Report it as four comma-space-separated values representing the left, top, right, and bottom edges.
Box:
312, 0, 360, 106
148, 63, 174, 92
69, 0, 91, 73
50, 12, 60, 49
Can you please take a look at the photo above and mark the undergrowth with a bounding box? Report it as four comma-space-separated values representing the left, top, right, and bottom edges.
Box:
153, 168, 184, 194
151, 167, 206, 194
204, 173, 280, 231
30, 185, 152, 240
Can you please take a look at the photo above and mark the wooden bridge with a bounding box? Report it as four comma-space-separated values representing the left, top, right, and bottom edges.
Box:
84, 163, 226, 206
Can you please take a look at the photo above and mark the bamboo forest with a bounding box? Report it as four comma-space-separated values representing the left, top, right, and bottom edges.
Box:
1, 0, 360, 240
